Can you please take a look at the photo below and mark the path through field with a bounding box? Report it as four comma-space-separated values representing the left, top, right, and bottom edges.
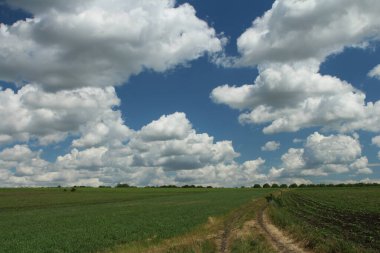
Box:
216, 203, 247, 253
257, 205, 311, 253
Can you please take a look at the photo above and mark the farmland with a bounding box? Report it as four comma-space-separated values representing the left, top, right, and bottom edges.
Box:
0, 187, 273, 253
267, 186, 380, 253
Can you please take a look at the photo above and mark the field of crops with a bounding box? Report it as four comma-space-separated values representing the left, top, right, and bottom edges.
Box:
268, 186, 380, 253
0, 187, 272, 253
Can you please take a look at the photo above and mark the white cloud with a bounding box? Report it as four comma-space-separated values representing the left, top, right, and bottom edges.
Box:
212, 65, 370, 134
271, 132, 371, 178
368, 64, 380, 79
292, 138, 303, 144
372, 136, 380, 147
212, 1, 380, 135
138, 113, 192, 142
56, 147, 108, 171
0, 113, 268, 187
127, 112, 239, 171
0, 85, 131, 146
175, 158, 267, 187
0, 144, 37, 162
0, 145, 49, 181
1, 0, 222, 90
261, 141, 280, 151
235, 0, 380, 67
303, 132, 361, 165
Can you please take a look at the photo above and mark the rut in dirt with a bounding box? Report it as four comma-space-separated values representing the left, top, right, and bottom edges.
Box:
217, 206, 247, 253
257, 205, 311, 253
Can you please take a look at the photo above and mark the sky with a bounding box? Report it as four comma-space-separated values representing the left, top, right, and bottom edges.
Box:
0, 0, 380, 187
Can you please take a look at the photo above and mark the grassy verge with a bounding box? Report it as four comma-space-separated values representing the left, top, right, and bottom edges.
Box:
267, 187, 380, 253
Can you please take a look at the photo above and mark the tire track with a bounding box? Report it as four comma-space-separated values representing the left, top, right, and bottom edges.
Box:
257, 205, 311, 253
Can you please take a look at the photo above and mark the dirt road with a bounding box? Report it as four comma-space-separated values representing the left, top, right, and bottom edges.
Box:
257, 205, 311, 253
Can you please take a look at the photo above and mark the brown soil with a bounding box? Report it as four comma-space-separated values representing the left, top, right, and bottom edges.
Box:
257, 205, 312, 253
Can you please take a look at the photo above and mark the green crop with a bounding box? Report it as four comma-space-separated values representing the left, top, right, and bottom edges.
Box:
268, 186, 380, 253
0, 187, 272, 253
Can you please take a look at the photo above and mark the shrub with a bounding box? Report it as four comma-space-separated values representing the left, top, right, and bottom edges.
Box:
116, 183, 130, 188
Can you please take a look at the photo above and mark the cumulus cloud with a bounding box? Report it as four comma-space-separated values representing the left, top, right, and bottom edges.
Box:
270, 132, 372, 178
211, 65, 372, 133
119, 112, 239, 171
175, 158, 267, 187
0, 0, 223, 90
0, 145, 49, 181
368, 64, 380, 79
138, 113, 192, 142
261, 141, 280, 151
235, 0, 380, 67
0, 85, 131, 146
212, 1, 380, 135
0, 112, 268, 187
372, 136, 380, 147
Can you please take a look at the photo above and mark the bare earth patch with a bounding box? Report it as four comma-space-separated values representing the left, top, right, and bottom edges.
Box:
257, 205, 312, 253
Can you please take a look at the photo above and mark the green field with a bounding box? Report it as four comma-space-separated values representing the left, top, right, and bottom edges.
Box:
0, 187, 272, 253
268, 186, 380, 253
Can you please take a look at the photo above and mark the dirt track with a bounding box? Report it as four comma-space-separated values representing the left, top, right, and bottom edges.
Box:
257, 205, 311, 253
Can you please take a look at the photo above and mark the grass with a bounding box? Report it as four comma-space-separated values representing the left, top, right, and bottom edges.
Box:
110, 196, 276, 253
0, 187, 273, 253
267, 186, 380, 253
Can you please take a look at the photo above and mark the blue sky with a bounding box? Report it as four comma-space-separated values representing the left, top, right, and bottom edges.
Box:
0, 0, 379, 186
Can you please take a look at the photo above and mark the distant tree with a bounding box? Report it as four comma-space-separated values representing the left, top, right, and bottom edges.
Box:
182, 185, 196, 188
271, 184, 279, 188
299, 184, 307, 188
289, 183, 298, 188
206, 186, 213, 188
253, 184, 262, 188
159, 185, 178, 188
116, 183, 130, 188
263, 183, 271, 188
280, 184, 288, 188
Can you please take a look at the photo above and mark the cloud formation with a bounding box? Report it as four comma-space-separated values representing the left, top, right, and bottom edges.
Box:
1, 0, 222, 90
271, 132, 372, 178
0, 112, 268, 187
212, 0, 380, 135
236, 0, 380, 66
368, 64, 380, 79
0, 85, 131, 146
261, 141, 280, 151
211, 65, 371, 133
